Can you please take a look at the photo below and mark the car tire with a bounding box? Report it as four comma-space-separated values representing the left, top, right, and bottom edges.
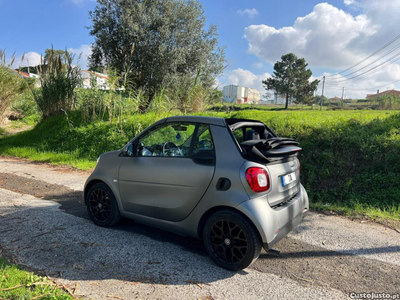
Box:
86, 182, 121, 227
203, 210, 262, 271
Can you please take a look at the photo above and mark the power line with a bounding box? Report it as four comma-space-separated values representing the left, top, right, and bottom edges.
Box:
326, 33, 400, 78
327, 42, 400, 81
360, 79, 400, 91
329, 79, 400, 92
326, 51, 400, 84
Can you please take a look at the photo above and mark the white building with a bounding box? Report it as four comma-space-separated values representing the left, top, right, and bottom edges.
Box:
80, 70, 110, 90
222, 85, 261, 104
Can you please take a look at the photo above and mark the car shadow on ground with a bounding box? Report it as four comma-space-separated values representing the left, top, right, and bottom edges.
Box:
46, 190, 210, 257
259, 245, 400, 259
0, 204, 249, 286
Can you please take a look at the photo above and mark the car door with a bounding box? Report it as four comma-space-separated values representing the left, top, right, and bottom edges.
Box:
118, 121, 216, 222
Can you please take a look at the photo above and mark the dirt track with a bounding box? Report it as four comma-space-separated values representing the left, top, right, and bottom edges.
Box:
0, 157, 399, 299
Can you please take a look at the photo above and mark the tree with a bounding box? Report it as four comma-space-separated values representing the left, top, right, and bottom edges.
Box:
88, 0, 225, 109
314, 95, 328, 107
44, 49, 68, 63
263, 53, 319, 109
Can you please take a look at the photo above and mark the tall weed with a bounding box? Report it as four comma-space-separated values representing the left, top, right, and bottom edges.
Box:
33, 49, 80, 119
0, 50, 30, 121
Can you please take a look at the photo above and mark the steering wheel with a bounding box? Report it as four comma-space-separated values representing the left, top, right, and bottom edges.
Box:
162, 142, 183, 156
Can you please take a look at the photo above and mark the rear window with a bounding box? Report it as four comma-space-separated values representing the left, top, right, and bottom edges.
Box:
231, 126, 273, 143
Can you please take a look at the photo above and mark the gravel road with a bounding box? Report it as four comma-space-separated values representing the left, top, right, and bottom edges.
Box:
0, 157, 399, 300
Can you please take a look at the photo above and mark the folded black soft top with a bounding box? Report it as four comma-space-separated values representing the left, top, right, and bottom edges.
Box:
240, 137, 301, 163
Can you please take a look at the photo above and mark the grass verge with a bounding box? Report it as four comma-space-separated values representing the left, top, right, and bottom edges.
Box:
0, 257, 74, 300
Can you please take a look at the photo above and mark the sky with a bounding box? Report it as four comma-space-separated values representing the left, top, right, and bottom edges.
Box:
1, 0, 400, 99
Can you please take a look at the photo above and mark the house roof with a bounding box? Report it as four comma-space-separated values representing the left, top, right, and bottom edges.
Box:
12, 70, 30, 78
366, 89, 400, 98
81, 70, 110, 80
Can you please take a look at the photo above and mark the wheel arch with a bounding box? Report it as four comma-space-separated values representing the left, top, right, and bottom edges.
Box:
197, 206, 261, 241
84, 179, 106, 205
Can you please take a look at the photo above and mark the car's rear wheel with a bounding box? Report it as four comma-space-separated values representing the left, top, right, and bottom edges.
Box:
86, 182, 121, 227
203, 210, 261, 271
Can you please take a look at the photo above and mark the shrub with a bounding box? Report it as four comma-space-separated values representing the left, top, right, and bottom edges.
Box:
33, 49, 80, 119
0, 50, 29, 122
379, 95, 400, 109
10, 90, 39, 118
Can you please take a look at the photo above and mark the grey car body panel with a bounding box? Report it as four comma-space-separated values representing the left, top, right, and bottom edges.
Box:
84, 116, 309, 246
118, 156, 215, 222
84, 150, 124, 208
236, 184, 309, 247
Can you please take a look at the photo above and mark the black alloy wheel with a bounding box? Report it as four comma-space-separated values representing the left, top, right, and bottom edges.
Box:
209, 219, 248, 264
86, 182, 121, 227
89, 188, 112, 222
203, 210, 261, 271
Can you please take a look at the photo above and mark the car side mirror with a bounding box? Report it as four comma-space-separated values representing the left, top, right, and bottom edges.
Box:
120, 143, 135, 157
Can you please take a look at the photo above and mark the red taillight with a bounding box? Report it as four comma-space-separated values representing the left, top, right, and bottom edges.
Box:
297, 158, 301, 175
245, 167, 270, 192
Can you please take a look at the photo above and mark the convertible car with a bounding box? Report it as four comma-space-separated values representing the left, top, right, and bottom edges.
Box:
84, 116, 309, 270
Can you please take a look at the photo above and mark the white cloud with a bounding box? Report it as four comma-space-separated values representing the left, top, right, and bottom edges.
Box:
237, 8, 259, 18
227, 68, 271, 95
11, 52, 42, 68
252, 62, 263, 69
243, 0, 400, 99
244, 3, 376, 68
344, 0, 355, 5
9, 44, 91, 70
68, 44, 92, 69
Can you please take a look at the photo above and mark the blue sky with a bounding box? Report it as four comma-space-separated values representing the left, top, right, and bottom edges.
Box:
1, 0, 399, 98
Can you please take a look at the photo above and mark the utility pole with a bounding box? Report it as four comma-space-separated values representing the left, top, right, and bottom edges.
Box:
341, 87, 345, 107
320, 76, 325, 111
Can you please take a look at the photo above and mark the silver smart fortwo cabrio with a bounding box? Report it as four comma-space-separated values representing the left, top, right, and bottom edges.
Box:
84, 116, 309, 270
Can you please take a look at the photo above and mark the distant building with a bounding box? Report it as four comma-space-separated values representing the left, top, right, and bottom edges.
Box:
222, 85, 261, 104
80, 70, 110, 90
366, 89, 400, 100
12, 70, 41, 87
264, 90, 291, 105
329, 96, 341, 101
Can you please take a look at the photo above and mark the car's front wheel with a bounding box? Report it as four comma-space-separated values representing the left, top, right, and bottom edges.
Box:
86, 182, 121, 227
203, 210, 261, 271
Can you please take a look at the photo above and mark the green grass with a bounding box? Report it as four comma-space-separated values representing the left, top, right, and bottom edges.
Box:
0, 109, 399, 221
8, 114, 41, 129
0, 127, 6, 137
0, 257, 73, 300
0, 111, 164, 170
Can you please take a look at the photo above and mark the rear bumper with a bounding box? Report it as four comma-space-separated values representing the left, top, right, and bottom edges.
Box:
236, 184, 309, 248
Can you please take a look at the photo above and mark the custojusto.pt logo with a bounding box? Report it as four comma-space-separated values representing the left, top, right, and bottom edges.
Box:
349, 293, 400, 299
